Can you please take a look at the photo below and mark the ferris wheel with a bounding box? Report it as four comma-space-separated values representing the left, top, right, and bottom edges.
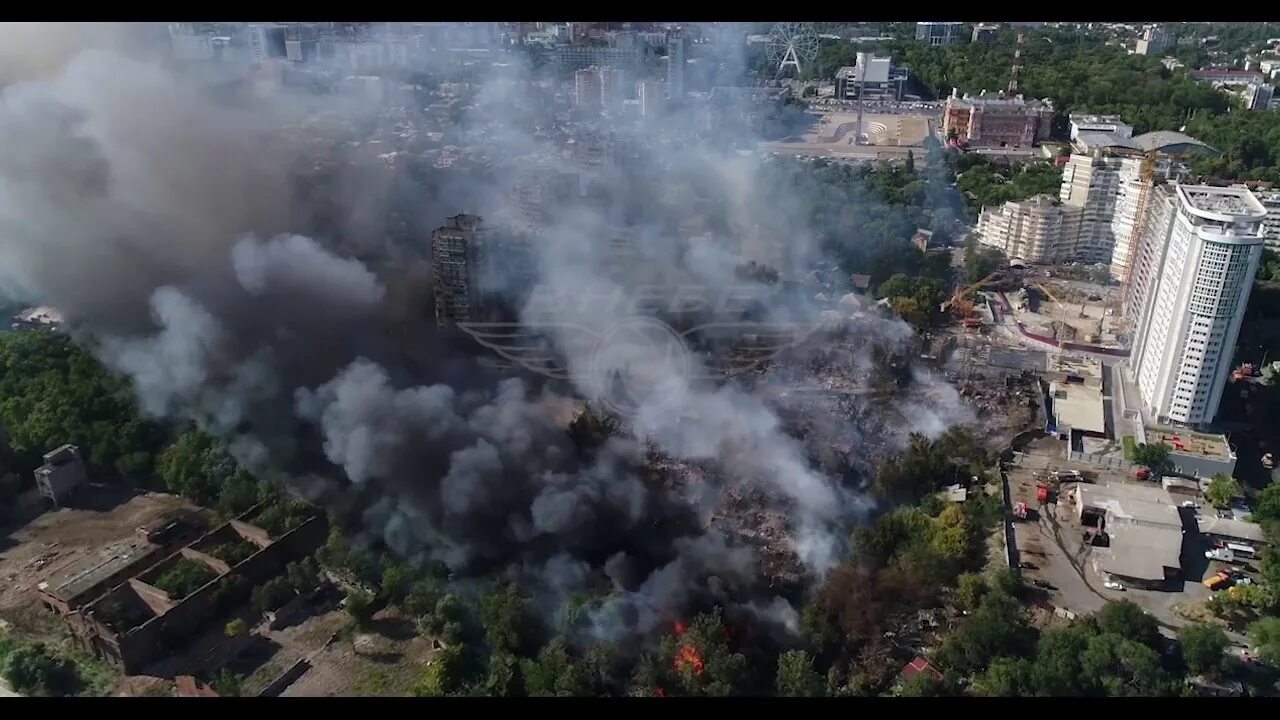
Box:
765, 23, 819, 76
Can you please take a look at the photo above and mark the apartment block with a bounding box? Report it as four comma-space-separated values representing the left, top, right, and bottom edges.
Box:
976, 195, 1079, 264
1127, 185, 1267, 426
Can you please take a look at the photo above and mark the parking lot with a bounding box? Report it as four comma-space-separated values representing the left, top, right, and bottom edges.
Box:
1004, 437, 1250, 642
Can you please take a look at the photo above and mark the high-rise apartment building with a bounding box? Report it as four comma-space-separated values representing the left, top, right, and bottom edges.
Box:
915, 21, 966, 46
574, 67, 604, 109
1057, 152, 1187, 273
1134, 24, 1171, 56
666, 32, 686, 100
638, 79, 665, 118
1255, 188, 1280, 252
431, 214, 485, 326
975, 195, 1079, 264
1126, 185, 1267, 426
554, 44, 642, 73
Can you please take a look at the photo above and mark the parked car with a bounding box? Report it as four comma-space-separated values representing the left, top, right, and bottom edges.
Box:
1032, 579, 1053, 589
1103, 581, 1125, 591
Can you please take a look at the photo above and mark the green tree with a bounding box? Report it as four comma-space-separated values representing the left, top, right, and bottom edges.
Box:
252, 577, 296, 614
955, 572, 989, 611
211, 671, 243, 697
379, 563, 416, 606
1130, 442, 1171, 475
1029, 624, 1094, 696
665, 607, 749, 696
478, 584, 533, 656
1078, 633, 1173, 696
152, 558, 217, 599
1205, 474, 1241, 509
775, 649, 823, 697
2, 643, 80, 696
224, 619, 248, 638
1247, 616, 1280, 665
344, 589, 375, 628
898, 671, 946, 696
522, 636, 588, 697
412, 643, 466, 697
484, 651, 523, 697
1178, 624, 1228, 677
935, 590, 1035, 676
1095, 600, 1162, 652
974, 657, 1032, 696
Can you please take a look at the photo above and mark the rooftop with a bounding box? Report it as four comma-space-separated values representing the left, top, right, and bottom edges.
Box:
901, 656, 943, 682
950, 93, 1053, 111
1145, 426, 1234, 461
1131, 130, 1219, 155
1077, 482, 1183, 529
39, 536, 159, 604
1177, 185, 1268, 220
1095, 520, 1183, 580
1050, 380, 1105, 435
1196, 515, 1267, 544
1073, 130, 1140, 152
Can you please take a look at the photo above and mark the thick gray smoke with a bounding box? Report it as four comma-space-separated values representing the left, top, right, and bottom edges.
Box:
0, 23, 975, 641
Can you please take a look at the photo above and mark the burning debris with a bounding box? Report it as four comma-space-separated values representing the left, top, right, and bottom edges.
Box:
0, 23, 1000, 654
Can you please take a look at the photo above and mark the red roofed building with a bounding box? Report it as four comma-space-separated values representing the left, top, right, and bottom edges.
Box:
1191, 68, 1266, 84
901, 656, 944, 683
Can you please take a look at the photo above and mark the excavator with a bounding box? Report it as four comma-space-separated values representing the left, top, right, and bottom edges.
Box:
940, 271, 1001, 327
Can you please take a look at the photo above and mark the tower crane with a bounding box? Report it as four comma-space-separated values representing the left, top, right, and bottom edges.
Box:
941, 271, 1001, 324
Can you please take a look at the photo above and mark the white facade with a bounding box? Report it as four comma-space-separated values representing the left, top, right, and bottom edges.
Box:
1128, 185, 1267, 426
638, 79, 665, 118
1256, 189, 1280, 252
976, 195, 1077, 264
1057, 153, 1187, 275
916, 22, 966, 46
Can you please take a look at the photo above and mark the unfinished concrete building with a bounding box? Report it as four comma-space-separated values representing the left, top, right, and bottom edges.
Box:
44, 505, 327, 674
430, 214, 485, 326
35, 444, 88, 506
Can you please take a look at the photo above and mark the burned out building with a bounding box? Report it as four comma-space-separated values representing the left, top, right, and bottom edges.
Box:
42, 504, 327, 674
430, 214, 485, 326
431, 213, 542, 326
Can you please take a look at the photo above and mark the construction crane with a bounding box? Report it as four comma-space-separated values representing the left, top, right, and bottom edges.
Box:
1035, 282, 1073, 347
941, 271, 1001, 320
1114, 150, 1158, 327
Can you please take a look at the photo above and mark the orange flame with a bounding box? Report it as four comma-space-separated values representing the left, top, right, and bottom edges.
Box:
673, 620, 686, 636
674, 644, 705, 676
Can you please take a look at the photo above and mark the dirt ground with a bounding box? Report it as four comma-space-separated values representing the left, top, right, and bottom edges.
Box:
271, 608, 439, 697
0, 488, 202, 637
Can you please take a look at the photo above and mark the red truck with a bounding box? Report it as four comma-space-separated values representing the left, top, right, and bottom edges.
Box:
1036, 483, 1050, 504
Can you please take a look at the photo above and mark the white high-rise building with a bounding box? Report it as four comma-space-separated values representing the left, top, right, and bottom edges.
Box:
638, 79, 665, 118
1057, 152, 1187, 275
1126, 185, 1267, 426
666, 32, 686, 100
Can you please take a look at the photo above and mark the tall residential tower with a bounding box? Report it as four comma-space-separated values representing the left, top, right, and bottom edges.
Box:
1126, 185, 1267, 426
